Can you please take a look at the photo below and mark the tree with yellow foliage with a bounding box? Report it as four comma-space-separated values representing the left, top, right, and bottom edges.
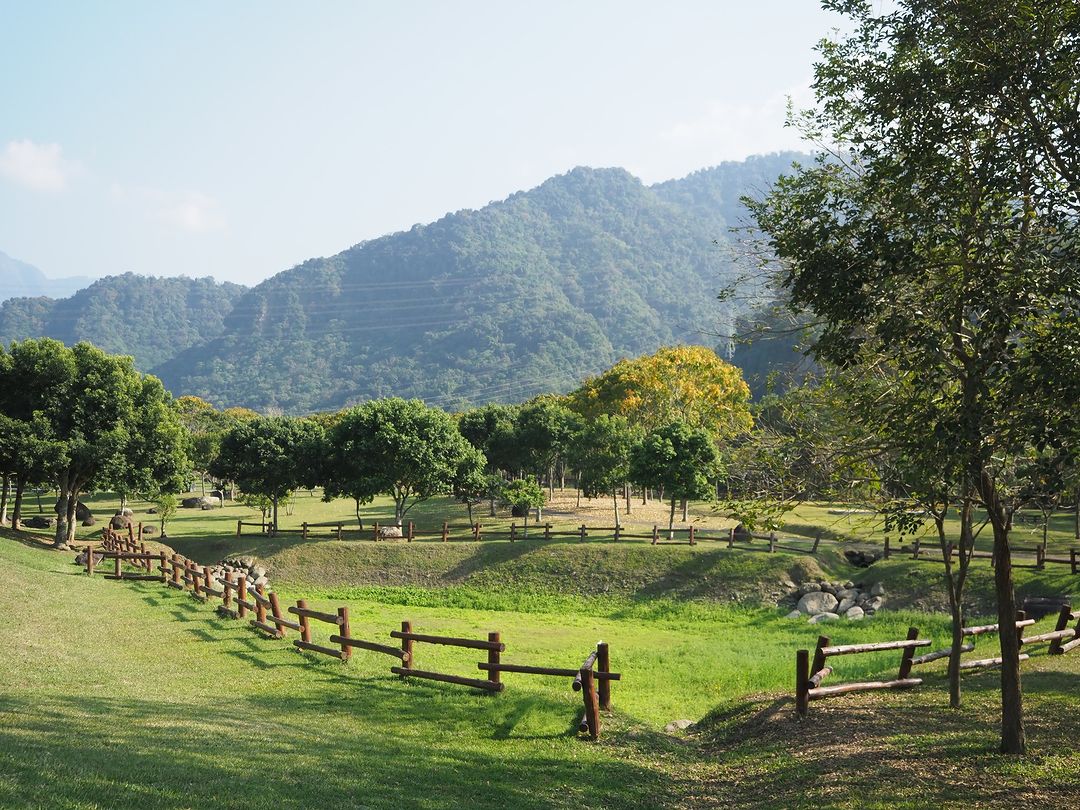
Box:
568, 345, 753, 441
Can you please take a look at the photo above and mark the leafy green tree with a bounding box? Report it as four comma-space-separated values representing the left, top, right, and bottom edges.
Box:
155, 493, 178, 537
458, 403, 521, 514
324, 398, 476, 526
566, 415, 638, 527
747, 0, 1080, 754
631, 421, 719, 537
451, 449, 494, 526
0, 413, 62, 528
211, 416, 323, 533
515, 397, 580, 504
500, 477, 545, 539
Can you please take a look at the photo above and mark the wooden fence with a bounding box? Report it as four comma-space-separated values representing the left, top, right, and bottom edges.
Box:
84, 527, 619, 740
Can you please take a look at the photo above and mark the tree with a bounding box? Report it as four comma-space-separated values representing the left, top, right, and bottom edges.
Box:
746, 0, 1080, 754
156, 493, 178, 537
631, 421, 720, 537
500, 478, 545, 539
515, 397, 580, 505
458, 403, 521, 514
566, 415, 638, 527
451, 448, 494, 526
324, 398, 477, 526
211, 416, 322, 533
176, 396, 227, 496
569, 345, 753, 441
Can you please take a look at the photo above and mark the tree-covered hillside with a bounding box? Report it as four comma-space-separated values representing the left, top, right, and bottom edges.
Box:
0, 273, 247, 370
155, 154, 802, 412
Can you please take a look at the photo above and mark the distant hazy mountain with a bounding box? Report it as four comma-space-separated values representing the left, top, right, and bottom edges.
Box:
153, 153, 805, 412
0, 273, 247, 370
0, 250, 93, 302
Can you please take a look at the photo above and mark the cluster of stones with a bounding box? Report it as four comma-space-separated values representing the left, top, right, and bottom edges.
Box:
213, 556, 270, 590
182, 494, 222, 509
783, 580, 887, 623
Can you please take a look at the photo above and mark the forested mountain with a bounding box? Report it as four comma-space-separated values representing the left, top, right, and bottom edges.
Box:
0, 250, 91, 302
153, 153, 804, 413
0, 273, 247, 369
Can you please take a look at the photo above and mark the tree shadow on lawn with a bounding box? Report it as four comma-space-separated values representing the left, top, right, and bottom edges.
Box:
0, 687, 681, 810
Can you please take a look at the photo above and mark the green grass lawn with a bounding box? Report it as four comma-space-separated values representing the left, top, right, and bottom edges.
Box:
3, 529, 1080, 808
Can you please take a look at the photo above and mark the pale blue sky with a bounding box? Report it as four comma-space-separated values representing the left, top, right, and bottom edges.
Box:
0, 1, 841, 286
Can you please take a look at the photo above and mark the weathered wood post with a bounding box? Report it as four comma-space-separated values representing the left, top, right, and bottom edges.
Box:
296, 599, 312, 645
769, 532, 776, 553
407, 521, 415, 542
796, 649, 810, 718
237, 576, 248, 619
689, 526, 696, 546
254, 583, 267, 625
372, 521, 380, 541
336, 523, 343, 541
158, 551, 167, 581
171, 554, 181, 587
441, 521, 449, 542
811, 532, 822, 554
399, 620, 414, 676
338, 606, 351, 662
1071, 548, 1078, 575
203, 566, 213, 599
811, 635, 830, 679
85, 546, 95, 576
884, 535, 891, 560
236, 519, 242, 538
652, 525, 659, 545
1049, 604, 1073, 655
544, 523, 552, 541
597, 641, 611, 711
897, 627, 919, 679
580, 667, 601, 741
510, 523, 517, 543
113, 550, 121, 579
473, 523, 481, 542
728, 527, 735, 549
223, 570, 234, 612
268, 591, 285, 638
302, 522, 308, 540
487, 632, 501, 690
579, 524, 587, 542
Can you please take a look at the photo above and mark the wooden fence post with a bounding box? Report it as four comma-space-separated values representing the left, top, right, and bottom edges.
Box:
579, 524, 587, 542
236, 519, 242, 537
113, 551, 121, 579
580, 667, 601, 740
652, 525, 659, 545
811, 635, 830, 679
223, 570, 234, 612
544, 523, 551, 541
796, 649, 810, 718
203, 566, 213, 599
1036, 545, 1046, 570
237, 576, 248, 619
1049, 604, 1072, 655
442, 521, 448, 542
296, 599, 312, 645
171, 554, 181, 586
769, 532, 776, 553
85, 546, 95, 576
912, 538, 921, 559
510, 523, 517, 543
473, 523, 481, 542
158, 551, 167, 581
255, 583, 267, 625
811, 532, 822, 554
336, 523, 343, 541
728, 527, 735, 549
408, 521, 415, 542
884, 535, 891, 560
338, 606, 351, 662
487, 632, 501, 690
373, 521, 380, 541
399, 620, 414, 676
1071, 548, 1078, 575
268, 591, 285, 638
302, 522, 308, 540
597, 641, 611, 711
897, 627, 919, 679
689, 526, 696, 546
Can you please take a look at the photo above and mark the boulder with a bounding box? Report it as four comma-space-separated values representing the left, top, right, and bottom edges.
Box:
797, 591, 839, 616
664, 719, 695, 733
147, 507, 157, 515
799, 582, 822, 595
182, 496, 221, 509
378, 525, 403, 539
75, 549, 105, 566
836, 588, 860, 602
809, 612, 840, 624
121, 507, 134, 517
141, 524, 157, 537
23, 515, 54, 529
110, 514, 133, 530
81, 516, 96, 527
210, 490, 225, 501
836, 597, 857, 615
866, 596, 886, 611
76, 502, 93, 522
870, 582, 886, 597
510, 505, 528, 518
845, 606, 865, 620
784, 610, 803, 620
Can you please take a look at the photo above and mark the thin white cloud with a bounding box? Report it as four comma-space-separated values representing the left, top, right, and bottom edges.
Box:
659, 82, 815, 162
111, 184, 226, 233
0, 139, 78, 192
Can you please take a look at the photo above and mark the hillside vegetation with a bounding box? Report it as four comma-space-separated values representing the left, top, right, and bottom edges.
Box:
153, 154, 804, 412
0, 273, 247, 369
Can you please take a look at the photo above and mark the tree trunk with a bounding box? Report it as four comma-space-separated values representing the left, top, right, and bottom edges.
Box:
642, 487, 648, 506
612, 490, 621, 529
1075, 492, 1079, 540
625, 482, 631, 516
12, 476, 26, 528
354, 498, 364, 531
272, 495, 279, 534
535, 505, 542, 522
0, 474, 9, 525
467, 501, 474, 526
523, 509, 529, 540
980, 472, 1024, 755
681, 497, 689, 522
668, 498, 676, 539
576, 488, 581, 508
65, 494, 78, 546
54, 486, 71, 548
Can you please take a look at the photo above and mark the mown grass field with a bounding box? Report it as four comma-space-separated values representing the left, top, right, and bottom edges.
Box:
2, 517, 1079, 808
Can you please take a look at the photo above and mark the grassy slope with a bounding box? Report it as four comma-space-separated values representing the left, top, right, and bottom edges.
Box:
2, 529, 1079, 808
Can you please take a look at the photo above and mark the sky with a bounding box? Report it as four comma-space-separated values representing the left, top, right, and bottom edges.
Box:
0, 1, 844, 287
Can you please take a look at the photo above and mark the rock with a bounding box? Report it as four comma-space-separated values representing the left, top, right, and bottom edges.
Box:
76, 502, 93, 522
836, 588, 860, 602
797, 591, 839, 616
784, 609, 802, 619
22, 515, 54, 529
182, 496, 221, 509
866, 596, 886, 611
210, 490, 225, 501
74, 549, 104, 566
844, 581, 855, 590
844, 549, 882, 568
250, 565, 266, 579
845, 606, 865, 620
236, 555, 255, 568
110, 514, 132, 530
836, 597, 857, 615
121, 507, 134, 517
147, 507, 157, 514
378, 525, 404, 539
780, 580, 797, 591
809, 612, 840, 624
81, 516, 96, 527
141, 524, 157, 537
870, 582, 886, 597
253, 575, 269, 587
664, 719, 694, 733
799, 582, 822, 595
